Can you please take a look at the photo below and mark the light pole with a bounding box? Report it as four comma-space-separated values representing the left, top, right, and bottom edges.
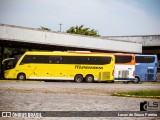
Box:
59, 23, 62, 32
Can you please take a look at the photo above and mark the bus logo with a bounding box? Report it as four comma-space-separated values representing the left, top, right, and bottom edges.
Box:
75, 65, 103, 69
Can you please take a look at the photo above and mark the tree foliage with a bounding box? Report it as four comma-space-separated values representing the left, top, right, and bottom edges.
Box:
66, 25, 99, 37
2, 48, 28, 58
38, 27, 52, 31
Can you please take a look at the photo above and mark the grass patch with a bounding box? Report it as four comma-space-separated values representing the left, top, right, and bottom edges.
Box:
113, 90, 160, 99
123, 90, 160, 96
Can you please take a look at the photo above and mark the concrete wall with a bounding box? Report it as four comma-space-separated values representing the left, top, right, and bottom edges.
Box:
0, 24, 142, 53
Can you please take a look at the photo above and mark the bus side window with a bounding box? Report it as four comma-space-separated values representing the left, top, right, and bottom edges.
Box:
34, 56, 49, 63
81, 57, 90, 64
20, 55, 33, 64
49, 56, 62, 64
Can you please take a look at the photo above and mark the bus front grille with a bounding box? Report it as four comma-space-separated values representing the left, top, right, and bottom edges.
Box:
118, 70, 129, 78
99, 72, 110, 80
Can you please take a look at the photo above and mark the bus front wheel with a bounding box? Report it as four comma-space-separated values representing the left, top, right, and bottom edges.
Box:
85, 75, 94, 83
74, 74, 83, 83
17, 73, 26, 80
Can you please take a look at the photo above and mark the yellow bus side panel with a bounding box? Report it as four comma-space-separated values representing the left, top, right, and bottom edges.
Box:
5, 64, 114, 81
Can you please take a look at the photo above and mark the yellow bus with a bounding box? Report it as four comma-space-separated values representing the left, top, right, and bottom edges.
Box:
3, 51, 115, 82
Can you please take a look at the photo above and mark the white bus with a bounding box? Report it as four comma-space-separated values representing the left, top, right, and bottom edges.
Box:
112, 53, 135, 82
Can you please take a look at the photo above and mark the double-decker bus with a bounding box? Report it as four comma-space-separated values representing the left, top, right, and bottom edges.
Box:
3, 51, 115, 83
135, 54, 158, 83
112, 53, 135, 82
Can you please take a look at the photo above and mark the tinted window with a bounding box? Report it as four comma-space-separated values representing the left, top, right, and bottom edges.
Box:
20, 55, 49, 64
115, 55, 132, 63
49, 56, 62, 64
61, 56, 111, 65
4, 59, 16, 70
14, 54, 23, 63
20, 55, 111, 65
12, 54, 23, 66
136, 56, 155, 63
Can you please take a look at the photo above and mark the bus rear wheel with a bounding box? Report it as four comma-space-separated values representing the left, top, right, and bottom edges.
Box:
74, 74, 83, 83
133, 77, 140, 83
17, 73, 26, 80
85, 75, 94, 83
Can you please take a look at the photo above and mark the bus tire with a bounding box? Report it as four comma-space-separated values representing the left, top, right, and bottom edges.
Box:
74, 74, 83, 83
17, 73, 26, 80
133, 77, 140, 83
85, 75, 94, 83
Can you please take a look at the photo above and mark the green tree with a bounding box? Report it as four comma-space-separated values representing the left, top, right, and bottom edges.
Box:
38, 27, 52, 31
66, 25, 99, 37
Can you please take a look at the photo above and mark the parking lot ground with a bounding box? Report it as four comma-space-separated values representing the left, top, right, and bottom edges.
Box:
0, 81, 160, 120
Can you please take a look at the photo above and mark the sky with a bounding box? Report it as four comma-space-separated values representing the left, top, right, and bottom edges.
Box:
0, 0, 160, 36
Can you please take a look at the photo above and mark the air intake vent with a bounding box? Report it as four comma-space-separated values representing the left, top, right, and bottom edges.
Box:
146, 68, 154, 81
147, 74, 154, 81
99, 72, 110, 80
118, 70, 129, 78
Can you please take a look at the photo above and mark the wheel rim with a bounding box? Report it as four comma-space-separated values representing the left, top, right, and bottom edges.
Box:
86, 75, 94, 83
76, 77, 81, 82
134, 78, 139, 83
19, 74, 25, 80
75, 75, 83, 82
87, 77, 93, 82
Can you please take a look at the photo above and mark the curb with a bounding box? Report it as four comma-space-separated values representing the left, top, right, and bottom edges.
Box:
113, 93, 160, 99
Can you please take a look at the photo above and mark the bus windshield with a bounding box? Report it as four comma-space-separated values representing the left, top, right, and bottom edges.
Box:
3, 58, 17, 70
115, 55, 133, 63
136, 56, 155, 63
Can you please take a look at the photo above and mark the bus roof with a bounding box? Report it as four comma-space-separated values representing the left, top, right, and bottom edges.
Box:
109, 53, 135, 56
24, 51, 115, 57
135, 54, 157, 57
